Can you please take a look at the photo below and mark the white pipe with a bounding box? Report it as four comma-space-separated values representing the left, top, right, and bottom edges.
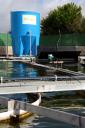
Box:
29, 31, 32, 56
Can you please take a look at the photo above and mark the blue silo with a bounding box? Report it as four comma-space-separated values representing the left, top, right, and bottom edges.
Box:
11, 11, 40, 56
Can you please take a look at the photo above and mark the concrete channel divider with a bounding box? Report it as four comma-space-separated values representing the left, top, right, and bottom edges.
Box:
20, 61, 85, 76
0, 93, 41, 122
1, 75, 85, 82
8, 100, 20, 117
0, 96, 85, 127
0, 80, 85, 94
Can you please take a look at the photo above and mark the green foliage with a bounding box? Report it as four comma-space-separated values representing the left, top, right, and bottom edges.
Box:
41, 3, 82, 35
81, 17, 85, 33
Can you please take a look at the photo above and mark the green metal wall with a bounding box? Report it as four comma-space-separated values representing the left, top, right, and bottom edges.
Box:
40, 33, 85, 46
0, 33, 85, 46
0, 34, 11, 46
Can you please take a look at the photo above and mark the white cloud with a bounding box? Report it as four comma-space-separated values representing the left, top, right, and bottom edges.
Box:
76, 0, 85, 16
0, 0, 85, 32
42, 0, 85, 17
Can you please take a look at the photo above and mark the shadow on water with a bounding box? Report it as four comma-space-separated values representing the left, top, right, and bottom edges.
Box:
23, 115, 77, 128
0, 123, 20, 128
8, 124, 20, 128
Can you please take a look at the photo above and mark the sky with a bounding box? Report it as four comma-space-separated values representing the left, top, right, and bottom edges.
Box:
0, 0, 85, 33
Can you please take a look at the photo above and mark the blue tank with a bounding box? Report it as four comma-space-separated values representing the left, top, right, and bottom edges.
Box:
11, 11, 40, 56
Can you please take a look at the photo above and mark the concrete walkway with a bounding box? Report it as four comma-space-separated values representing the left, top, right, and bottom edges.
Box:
0, 80, 85, 94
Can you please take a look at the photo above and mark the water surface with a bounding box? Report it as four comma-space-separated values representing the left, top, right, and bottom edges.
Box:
0, 61, 85, 128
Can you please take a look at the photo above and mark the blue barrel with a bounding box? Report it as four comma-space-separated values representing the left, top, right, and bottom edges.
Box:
11, 11, 40, 56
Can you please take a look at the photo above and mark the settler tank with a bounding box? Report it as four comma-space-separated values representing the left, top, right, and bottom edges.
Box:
11, 11, 40, 56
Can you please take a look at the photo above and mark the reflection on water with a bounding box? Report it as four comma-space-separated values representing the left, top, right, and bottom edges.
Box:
63, 62, 85, 73
12, 62, 38, 78
0, 61, 44, 78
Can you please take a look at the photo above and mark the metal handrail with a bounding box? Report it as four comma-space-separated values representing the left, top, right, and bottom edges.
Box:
0, 75, 85, 83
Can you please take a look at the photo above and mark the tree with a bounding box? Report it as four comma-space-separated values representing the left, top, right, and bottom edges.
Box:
81, 17, 85, 33
41, 3, 82, 35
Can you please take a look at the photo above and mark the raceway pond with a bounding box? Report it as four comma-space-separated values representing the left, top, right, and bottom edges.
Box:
0, 61, 85, 128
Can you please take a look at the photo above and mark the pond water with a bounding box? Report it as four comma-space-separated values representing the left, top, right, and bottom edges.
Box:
0, 61, 45, 102
0, 61, 42, 78
0, 61, 85, 128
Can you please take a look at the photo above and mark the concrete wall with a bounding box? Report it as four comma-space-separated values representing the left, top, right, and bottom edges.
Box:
38, 46, 85, 59
0, 46, 13, 56
39, 46, 85, 53
0, 45, 85, 57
